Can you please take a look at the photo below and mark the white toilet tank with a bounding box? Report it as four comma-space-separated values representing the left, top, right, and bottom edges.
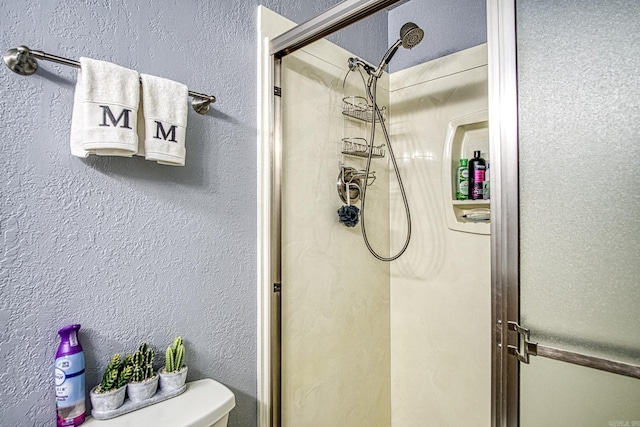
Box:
83, 379, 235, 427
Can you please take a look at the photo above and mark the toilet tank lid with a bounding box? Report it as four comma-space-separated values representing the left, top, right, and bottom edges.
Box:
84, 379, 236, 427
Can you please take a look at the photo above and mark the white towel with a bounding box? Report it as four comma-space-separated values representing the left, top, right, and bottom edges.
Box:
140, 74, 188, 166
70, 58, 140, 158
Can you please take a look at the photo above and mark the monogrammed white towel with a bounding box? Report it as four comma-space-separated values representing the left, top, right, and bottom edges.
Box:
140, 74, 188, 166
70, 57, 140, 158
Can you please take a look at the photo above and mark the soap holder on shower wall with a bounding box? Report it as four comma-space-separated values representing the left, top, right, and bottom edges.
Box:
342, 96, 386, 123
441, 110, 490, 235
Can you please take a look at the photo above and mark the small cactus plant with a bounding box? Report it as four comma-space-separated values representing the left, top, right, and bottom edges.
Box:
164, 336, 186, 373
130, 343, 155, 382
95, 354, 133, 393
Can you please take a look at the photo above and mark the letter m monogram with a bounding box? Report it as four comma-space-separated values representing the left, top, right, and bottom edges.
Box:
154, 121, 178, 143
98, 105, 132, 129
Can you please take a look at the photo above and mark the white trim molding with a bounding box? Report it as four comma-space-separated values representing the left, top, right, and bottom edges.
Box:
257, 8, 275, 427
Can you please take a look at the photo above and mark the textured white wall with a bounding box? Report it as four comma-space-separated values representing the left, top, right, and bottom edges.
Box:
0, 1, 386, 426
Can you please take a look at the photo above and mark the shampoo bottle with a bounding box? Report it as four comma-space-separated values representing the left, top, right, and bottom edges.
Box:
456, 158, 469, 200
56, 324, 86, 427
468, 151, 486, 200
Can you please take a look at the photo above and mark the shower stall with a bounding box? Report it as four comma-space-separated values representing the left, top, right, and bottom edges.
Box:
258, 1, 640, 426
259, 2, 490, 425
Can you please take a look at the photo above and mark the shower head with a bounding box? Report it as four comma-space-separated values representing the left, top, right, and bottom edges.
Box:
373, 22, 424, 77
400, 22, 424, 49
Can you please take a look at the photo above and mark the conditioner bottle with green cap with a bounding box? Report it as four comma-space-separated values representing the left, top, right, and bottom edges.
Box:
456, 158, 469, 200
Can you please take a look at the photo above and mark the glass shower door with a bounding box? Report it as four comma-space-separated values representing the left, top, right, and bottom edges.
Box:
515, 0, 640, 425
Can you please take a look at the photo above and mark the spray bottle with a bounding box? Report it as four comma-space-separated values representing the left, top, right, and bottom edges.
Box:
56, 324, 86, 426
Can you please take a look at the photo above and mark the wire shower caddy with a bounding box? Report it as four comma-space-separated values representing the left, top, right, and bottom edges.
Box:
337, 67, 387, 205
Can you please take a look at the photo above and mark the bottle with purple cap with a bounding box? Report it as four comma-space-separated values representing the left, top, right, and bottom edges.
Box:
55, 324, 86, 426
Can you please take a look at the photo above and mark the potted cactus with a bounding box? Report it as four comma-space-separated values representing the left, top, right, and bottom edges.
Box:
126, 343, 159, 402
90, 354, 132, 412
159, 337, 188, 392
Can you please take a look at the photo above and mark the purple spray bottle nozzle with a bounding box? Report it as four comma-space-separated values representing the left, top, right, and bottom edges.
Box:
56, 324, 83, 357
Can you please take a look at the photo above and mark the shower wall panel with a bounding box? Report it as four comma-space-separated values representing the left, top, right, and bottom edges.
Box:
281, 52, 391, 427
388, 45, 491, 427
263, 8, 392, 427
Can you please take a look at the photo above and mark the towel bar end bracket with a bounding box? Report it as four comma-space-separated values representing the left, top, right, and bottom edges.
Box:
191, 98, 211, 114
3, 46, 38, 76
3, 45, 215, 115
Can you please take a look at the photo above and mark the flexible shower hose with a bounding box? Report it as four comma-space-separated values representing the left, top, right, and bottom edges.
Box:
359, 74, 412, 262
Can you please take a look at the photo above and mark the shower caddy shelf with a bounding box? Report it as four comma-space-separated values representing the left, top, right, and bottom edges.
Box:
340, 96, 386, 159
341, 137, 385, 158
342, 96, 386, 123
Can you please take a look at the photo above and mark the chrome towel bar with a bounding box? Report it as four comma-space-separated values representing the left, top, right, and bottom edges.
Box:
507, 321, 640, 380
3, 46, 216, 115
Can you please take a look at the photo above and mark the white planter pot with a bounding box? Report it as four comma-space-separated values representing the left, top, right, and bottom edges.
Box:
159, 366, 188, 392
126, 375, 159, 402
90, 385, 126, 412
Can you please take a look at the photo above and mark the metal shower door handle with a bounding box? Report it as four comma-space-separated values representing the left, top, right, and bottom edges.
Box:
507, 321, 640, 380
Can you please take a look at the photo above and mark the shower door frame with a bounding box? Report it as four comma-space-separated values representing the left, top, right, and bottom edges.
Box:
258, 1, 517, 427
486, 0, 519, 425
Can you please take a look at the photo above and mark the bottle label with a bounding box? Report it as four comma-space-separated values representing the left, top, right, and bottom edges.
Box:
471, 168, 485, 199
472, 184, 483, 198
457, 166, 469, 200
56, 353, 85, 423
